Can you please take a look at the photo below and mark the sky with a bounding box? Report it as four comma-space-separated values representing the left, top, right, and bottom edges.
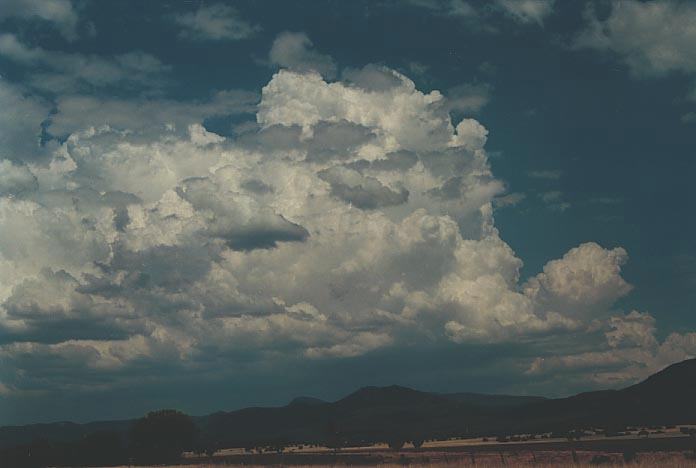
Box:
0, 0, 695, 425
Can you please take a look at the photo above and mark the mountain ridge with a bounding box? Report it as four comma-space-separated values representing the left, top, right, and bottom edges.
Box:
1, 358, 694, 449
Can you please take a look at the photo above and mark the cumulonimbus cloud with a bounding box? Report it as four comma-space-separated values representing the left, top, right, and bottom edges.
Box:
0, 61, 693, 397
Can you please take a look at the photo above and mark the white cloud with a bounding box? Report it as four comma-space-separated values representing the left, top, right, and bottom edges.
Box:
173, 3, 260, 41
606, 310, 657, 349
0, 33, 170, 93
0, 160, 38, 196
527, 169, 562, 180
681, 112, 696, 124
524, 242, 632, 319
0, 61, 688, 395
493, 192, 526, 208
527, 311, 696, 387
539, 190, 570, 211
445, 82, 492, 114
575, 0, 696, 78
0, 0, 79, 40
257, 69, 454, 152
496, 0, 555, 25
268, 32, 337, 79
405, 0, 477, 18
48, 91, 258, 137
406, 0, 554, 28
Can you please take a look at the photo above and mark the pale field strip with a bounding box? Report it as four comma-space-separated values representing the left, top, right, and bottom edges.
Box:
181, 423, 696, 457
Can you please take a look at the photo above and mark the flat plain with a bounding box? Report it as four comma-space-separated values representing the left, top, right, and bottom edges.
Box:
169, 427, 696, 467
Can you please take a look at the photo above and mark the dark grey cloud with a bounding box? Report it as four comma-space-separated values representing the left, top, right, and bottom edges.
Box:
0, 80, 51, 162
305, 121, 376, 162
240, 179, 274, 194
221, 219, 310, 251
109, 244, 214, 292
347, 151, 419, 173
318, 166, 409, 209
177, 177, 310, 251
1, 269, 141, 344
419, 147, 479, 178
427, 175, 465, 199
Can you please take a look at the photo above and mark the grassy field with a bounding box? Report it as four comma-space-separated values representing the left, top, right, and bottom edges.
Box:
168, 428, 696, 467
171, 450, 696, 467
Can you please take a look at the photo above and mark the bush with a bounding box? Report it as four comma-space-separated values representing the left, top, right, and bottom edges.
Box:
623, 449, 637, 462
129, 409, 197, 464
388, 438, 405, 450
590, 454, 613, 465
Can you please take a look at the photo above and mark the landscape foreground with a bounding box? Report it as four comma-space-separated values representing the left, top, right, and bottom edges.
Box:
169, 431, 696, 467
2, 358, 696, 467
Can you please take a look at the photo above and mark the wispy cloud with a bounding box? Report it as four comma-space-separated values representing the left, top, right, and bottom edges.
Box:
527, 169, 562, 180
173, 3, 260, 41
0, 33, 170, 94
540, 190, 570, 211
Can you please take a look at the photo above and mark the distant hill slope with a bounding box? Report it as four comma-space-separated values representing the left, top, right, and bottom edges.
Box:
510, 357, 696, 432
288, 396, 327, 407
439, 391, 547, 407
2, 358, 695, 449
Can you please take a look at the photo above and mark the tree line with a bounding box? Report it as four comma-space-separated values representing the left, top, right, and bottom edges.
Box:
1, 410, 430, 467
0, 409, 198, 467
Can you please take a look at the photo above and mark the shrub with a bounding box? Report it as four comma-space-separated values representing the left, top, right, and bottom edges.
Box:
129, 409, 197, 464
623, 449, 637, 462
590, 454, 613, 465
388, 438, 405, 450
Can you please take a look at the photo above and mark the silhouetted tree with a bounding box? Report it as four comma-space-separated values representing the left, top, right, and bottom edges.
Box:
28, 438, 51, 467
412, 437, 424, 449
623, 449, 637, 462
325, 420, 343, 452
129, 409, 196, 464
76, 431, 125, 466
591, 454, 612, 464
388, 438, 405, 450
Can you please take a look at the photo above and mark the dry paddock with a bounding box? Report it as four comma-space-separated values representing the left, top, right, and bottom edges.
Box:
162, 450, 696, 467
128, 434, 696, 467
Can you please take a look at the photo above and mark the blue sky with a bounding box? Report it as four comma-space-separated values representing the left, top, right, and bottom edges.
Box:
0, 0, 695, 425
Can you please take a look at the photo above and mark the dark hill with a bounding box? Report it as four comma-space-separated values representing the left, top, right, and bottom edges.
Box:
439, 391, 547, 407
506, 358, 696, 433
2, 358, 695, 449
625, 357, 696, 399
288, 396, 326, 407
